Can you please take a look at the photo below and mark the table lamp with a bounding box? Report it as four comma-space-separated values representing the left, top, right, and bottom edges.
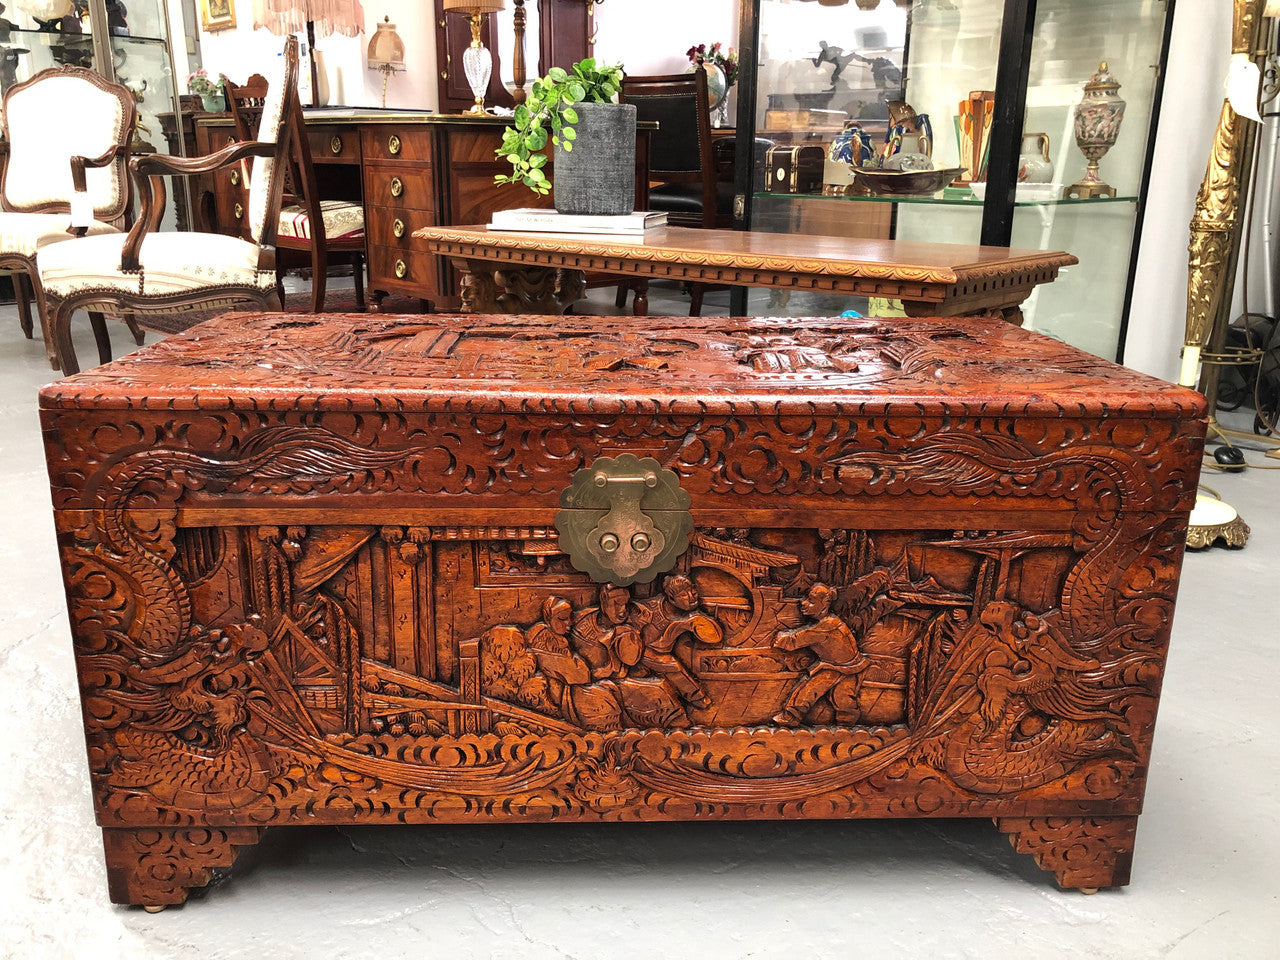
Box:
367, 15, 405, 107
443, 0, 505, 114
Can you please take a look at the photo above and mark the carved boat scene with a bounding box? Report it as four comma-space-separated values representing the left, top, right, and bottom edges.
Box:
128, 515, 1150, 810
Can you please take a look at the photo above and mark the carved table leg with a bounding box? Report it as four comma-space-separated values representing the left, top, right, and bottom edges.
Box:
994, 816, 1138, 890
101, 826, 264, 907
631, 278, 650, 316
453, 257, 585, 314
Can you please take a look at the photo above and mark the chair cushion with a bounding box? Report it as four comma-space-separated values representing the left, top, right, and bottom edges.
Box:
39, 232, 275, 298
0, 212, 117, 258
649, 182, 734, 216
277, 199, 365, 241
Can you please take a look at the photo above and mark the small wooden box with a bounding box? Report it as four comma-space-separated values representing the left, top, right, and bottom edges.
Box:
766, 144, 826, 194
41, 312, 1206, 906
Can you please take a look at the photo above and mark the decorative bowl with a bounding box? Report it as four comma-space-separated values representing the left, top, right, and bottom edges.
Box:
850, 166, 965, 197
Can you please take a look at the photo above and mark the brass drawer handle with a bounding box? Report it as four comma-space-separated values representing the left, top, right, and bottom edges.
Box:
393, 218, 405, 238
388, 134, 401, 155
229, 170, 240, 186
390, 177, 404, 198
234, 202, 244, 220
330, 135, 343, 155
394, 258, 407, 279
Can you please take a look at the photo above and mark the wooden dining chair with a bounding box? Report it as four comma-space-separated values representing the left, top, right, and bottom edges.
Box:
0, 65, 136, 367
227, 72, 366, 311
39, 38, 302, 375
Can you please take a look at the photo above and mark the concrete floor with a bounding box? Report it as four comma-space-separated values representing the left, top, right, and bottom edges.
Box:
2, 289, 1278, 959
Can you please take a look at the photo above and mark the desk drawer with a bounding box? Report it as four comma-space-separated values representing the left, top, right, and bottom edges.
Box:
366, 205, 434, 250
368, 243, 438, 294
363, 128, 434, 162
307, 127, 360, 163
364, 163, 435, 211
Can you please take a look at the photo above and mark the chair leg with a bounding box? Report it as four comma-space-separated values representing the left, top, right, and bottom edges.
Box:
310, 247, 326, 313
352, 253, 366, 311
51, 298, 80, 376
689, 283, 705, 318
276, 274, 286, 311
614, 280, 631, 309
14, 273, 34, 338
123, 313, 145, 346
88, 311, 112, 365
30, 274, 60, 368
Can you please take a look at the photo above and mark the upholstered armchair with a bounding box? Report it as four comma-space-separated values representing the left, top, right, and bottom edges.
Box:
0, 66, 136, 367
40, 38, 301, 375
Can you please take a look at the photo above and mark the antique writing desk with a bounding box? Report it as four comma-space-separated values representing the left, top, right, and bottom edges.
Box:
415, 225, 1077, 320
42, 312, 1204, 907
194, 111, 652, 310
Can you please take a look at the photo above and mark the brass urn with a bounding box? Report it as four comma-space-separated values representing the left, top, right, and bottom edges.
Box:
1064, 61, 1126, 199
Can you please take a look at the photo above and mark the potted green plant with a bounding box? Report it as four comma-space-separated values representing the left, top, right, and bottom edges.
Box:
494, 59, 636, 216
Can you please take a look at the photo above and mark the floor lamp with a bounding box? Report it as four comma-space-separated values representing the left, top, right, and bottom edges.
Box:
1183, 0, 1280, 548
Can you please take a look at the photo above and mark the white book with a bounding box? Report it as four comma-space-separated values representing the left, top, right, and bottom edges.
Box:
487, 208, 667, 235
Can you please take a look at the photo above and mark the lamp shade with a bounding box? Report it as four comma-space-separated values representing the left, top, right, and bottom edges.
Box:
1266, 0, 1280, 17
367, 15, 405, 70
442, 0, 505, 11
253, 0, 366, 39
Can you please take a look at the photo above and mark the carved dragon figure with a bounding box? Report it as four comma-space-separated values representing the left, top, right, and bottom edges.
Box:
75, 428, 425, 810
916, 601, 1142, 795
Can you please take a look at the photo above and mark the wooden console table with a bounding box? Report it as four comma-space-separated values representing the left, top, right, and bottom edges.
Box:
415, 225, 1077, 321
194, 111, 652, 311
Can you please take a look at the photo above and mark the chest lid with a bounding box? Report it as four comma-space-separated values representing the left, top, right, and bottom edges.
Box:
40, 312, 1206, 421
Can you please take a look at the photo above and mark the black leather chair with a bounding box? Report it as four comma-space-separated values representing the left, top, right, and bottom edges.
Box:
620, 67, 731, 229
616, 68, 730, 314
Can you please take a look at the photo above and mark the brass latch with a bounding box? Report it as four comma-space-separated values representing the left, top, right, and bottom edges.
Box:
555, 454, 692, 586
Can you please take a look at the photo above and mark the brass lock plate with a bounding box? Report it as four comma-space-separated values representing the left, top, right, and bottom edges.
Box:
555, 454, 692, 586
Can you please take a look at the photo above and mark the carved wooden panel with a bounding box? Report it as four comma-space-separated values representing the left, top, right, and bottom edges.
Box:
41, 313, 1206, 905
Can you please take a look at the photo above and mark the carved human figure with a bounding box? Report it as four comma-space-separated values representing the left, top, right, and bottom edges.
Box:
527, 596, 590, 710
557, 584, 686, 730
637, 574, 725, 709
771, 583, 871, 726
572, 583, 644, 680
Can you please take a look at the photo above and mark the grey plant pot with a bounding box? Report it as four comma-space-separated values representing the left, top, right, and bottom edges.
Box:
553, 101, 637, 216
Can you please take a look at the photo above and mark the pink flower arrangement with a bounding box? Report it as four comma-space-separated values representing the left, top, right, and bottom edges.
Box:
686, 41, 738, 88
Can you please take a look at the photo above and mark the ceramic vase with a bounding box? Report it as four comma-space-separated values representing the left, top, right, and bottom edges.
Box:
1017, 132, 1054, 183
1064, 61, 1125, 199
553, 102, 638, 215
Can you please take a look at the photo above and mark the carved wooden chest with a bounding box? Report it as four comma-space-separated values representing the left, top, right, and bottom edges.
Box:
41, 312, 1207, 907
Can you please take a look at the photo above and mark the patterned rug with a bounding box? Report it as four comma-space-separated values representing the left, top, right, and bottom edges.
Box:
137, 287, 427, 336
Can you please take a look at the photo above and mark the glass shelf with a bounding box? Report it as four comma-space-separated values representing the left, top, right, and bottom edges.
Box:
755, 191, 1139, 208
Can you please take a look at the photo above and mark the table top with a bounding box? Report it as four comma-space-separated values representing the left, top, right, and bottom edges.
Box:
416, 225, 1078, 285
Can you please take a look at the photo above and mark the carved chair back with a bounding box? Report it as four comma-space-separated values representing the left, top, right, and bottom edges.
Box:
240, 42, 298, 247
0, 66, 135, 221
227, 68, 325, 250
620, 69, 717, 228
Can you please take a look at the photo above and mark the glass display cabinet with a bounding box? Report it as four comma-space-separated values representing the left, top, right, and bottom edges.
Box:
0, 0, 188, 229
732, 0, 1175, 361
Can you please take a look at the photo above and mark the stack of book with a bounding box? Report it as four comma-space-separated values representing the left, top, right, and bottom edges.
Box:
487, 208, 668, 236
